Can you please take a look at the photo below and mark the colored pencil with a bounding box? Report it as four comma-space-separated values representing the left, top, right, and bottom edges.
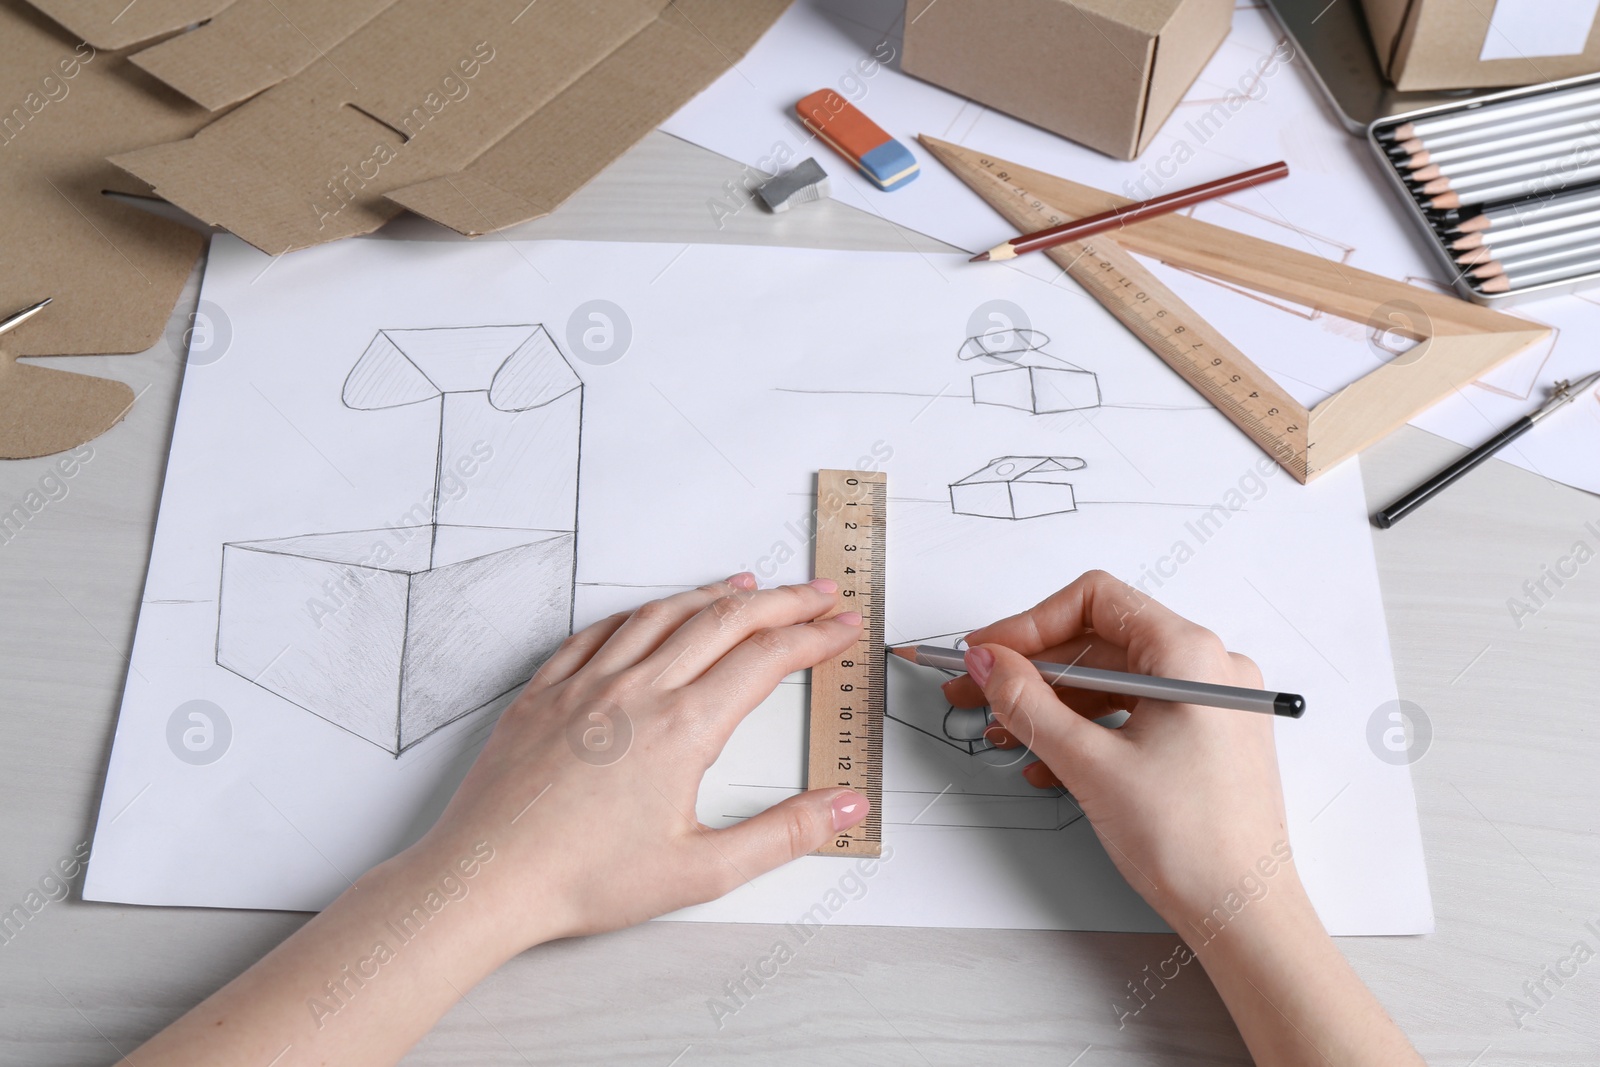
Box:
970, 161, 1289, 263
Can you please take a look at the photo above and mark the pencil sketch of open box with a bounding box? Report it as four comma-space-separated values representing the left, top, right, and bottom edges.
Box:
883, 631, 1084, 833
960, 328, 1100, 415
215, 325, 582, 756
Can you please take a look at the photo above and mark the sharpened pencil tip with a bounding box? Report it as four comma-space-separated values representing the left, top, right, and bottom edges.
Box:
888, 646, 918, 661
969, 251, 991, 262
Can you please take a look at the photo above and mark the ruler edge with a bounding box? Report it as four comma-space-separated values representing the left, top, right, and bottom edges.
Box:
1052, 236, 1315, 481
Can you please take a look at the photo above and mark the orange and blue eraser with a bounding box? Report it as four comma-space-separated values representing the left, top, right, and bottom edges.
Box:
795, 89, 919, 192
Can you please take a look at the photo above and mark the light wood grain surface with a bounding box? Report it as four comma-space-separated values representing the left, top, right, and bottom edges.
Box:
2, 132, 1597, 1066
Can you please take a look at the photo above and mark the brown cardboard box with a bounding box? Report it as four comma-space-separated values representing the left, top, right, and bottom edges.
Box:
901, 0, 1234, 160
1362, 0, 1600, 90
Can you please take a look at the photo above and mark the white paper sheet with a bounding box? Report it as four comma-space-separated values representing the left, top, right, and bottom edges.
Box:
1480, 0, 1600, 61
661, 0, 1600, 497
85, 235, 1431, 935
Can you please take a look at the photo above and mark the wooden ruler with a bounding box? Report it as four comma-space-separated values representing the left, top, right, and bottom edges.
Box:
807, 469, 885, 857
919, 135, 1549, 483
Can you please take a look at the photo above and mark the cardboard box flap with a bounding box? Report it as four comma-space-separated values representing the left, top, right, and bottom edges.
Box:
1075, 0, 1186, 35
129, 0, 396, 111
111, 0, 790, 253
1360, 0, 1411, 75
27, 0, 232, 50
390, 0, 790, 236
1139, 0, 1233, 152
1, 0, 212, 458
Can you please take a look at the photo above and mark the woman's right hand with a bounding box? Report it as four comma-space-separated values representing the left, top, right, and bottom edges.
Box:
942, 570, 1300, 934
945, 571, 1426, 1066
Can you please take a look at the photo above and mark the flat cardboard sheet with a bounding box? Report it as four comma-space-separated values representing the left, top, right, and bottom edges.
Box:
105, 0, 792, 253
25, 0, 230, 50
661, 0, 1600, 497
129, 0, 395, 111
3, 0, 790, 456
0, 0, 211, 458
85, 235, 1433, 936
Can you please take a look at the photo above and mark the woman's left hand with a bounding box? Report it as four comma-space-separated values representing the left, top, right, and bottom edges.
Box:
414, 572, 870, 953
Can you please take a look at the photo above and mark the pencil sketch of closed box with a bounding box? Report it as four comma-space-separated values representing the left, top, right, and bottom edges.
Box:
961, 328, 1100, 414
950, 456, 1085, 520
216, 326, 582, 756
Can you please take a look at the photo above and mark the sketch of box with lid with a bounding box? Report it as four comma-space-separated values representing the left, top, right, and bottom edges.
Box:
960, 328, 1100, 414
950, 456, 1085, 520
216, 325, 582, 755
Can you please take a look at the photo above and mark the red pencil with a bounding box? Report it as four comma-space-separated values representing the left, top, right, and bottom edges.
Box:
971, 161, 1290, 262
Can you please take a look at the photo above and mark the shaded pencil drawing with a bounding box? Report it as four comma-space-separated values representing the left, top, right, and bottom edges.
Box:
883, 631, 1083, 832
886, 632, 994, 757
215, 325, 583, 756
950, 456, 1086, 519
960, 328, 1101, 414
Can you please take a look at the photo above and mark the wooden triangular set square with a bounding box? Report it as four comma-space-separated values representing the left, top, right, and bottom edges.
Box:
920, 136, 1551, 483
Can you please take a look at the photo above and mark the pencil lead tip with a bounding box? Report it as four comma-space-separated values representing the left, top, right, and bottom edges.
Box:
969, 251, 991, 262
888, 646, 918, 661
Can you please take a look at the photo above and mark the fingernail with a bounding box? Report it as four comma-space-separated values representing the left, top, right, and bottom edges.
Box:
831, 790, 869, 831
726, 572, 757, 590
983, 723, 1020, 750
1022, 761, 1062, 790
832, 610, 862, 626
965, 646, 995, 687
809, 578, 837, 593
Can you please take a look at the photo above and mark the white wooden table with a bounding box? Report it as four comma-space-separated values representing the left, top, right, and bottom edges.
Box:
3, 132, 1597, 1066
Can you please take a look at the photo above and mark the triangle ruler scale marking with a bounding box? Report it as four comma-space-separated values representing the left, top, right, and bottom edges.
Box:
919, 136, 1551, 483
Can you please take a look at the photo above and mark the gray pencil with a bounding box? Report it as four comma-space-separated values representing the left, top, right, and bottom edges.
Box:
1478, 251, 1600, 292
1453, 206, 1600, 250
1430, 152, 1600, 194
1457, 225, 1600, 265
889, 644, 1306, 718
1409, 128, 1600, 176
1401, 103, 1600, 154
1388, 84, 1600, 141
1429, 160, 1600, 210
